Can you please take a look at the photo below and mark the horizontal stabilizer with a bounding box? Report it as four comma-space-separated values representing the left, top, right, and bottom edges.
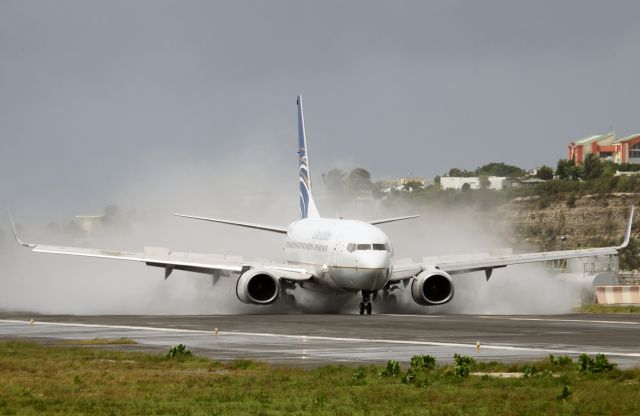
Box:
369, 215, 420, 226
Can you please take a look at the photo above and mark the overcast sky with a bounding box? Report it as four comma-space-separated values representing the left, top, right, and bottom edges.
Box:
2, 0, 640, 216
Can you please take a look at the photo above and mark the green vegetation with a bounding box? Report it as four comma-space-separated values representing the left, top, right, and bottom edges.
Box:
409, 354, 436, 370
448, 162, 526, 178
400, 355, 435, 387
476, 162, 526, 177
577, 354, 615, 374
61, 337, 137, 345
453, 353, 475, 377
557, 384, 572, 401
378, 359, 400, 377
2, 340, 638, 415
549, 355, 574, 367
166, 343, 193, 359
536, 165, 554, 180
577, 304, 640, 314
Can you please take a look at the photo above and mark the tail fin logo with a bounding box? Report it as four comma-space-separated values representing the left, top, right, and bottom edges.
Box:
297, 95, 320, 219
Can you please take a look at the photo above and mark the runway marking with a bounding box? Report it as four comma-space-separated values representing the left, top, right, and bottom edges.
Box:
479, 316, 640, 326
2, 319, 640, 359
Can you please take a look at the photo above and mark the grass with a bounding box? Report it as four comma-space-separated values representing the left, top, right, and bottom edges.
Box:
1, 340, 639, 415
60, 337, 137, 345
577, 304, 640, 314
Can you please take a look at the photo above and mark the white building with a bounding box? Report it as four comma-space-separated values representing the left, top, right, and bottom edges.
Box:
440, 176, 509, 190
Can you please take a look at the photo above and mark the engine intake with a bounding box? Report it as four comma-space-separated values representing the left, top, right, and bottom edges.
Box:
236, 269, 280, 305
411, 270, 454, 306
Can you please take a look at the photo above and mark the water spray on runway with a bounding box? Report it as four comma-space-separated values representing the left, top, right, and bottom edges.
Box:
1, 152, 582, 315
1, 147, 297, 315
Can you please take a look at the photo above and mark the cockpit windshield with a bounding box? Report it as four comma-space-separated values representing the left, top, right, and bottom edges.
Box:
347, 243, 390, 252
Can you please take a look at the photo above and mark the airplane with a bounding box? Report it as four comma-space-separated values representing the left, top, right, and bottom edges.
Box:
7, 95, 635, 315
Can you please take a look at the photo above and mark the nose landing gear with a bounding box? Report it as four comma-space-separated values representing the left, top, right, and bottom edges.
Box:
359, 291, 374, 315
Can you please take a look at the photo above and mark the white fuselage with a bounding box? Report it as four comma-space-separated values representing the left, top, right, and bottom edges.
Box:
284, 218, 393, 292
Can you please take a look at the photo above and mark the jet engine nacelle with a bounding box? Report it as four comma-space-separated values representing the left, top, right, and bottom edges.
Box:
236, 269, 280, 305
411, 270, 454, 306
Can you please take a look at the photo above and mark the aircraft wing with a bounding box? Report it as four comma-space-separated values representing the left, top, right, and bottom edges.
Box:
390, 206, 634, 282
24, 243, 312, 281
6, 208, 312, 282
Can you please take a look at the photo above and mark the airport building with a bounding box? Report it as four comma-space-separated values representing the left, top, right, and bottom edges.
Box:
568, 132, 640, 165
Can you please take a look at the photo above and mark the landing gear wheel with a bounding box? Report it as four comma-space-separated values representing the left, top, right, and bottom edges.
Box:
359, 290, 374, 315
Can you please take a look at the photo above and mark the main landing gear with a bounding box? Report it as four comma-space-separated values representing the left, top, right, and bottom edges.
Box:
359, 291, 374, 315
280, 282, 297, 308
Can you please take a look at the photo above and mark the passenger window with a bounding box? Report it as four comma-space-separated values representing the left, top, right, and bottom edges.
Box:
347, 243, 356, 252
357, 244, 371, 250
372, 243, 386, 251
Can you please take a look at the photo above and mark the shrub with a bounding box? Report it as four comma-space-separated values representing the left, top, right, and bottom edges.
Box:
167, 344, 192, 359
522, 364, 552, 378
401, 367, 416, 384
591, 354, 616, 373
537, 165, 554, 180
549, 355, 573, 366
557, 384, 572, 401
401, 367, 430, 387
522, 365, 539, 378
352, 368, 365, 381
415, 375, 430, 388
379, 360, 400, 378
453, 354, 474, 378
578, 353, 615, 374
410, 354, 436, 370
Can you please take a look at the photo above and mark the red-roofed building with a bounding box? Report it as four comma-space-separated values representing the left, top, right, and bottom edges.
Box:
568, 133, 640, 165
613, 134, 640, 164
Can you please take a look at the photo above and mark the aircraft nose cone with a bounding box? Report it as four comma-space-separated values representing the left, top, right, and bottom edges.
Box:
358, 252, 391, 269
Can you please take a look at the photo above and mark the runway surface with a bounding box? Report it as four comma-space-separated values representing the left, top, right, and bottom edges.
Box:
1, 312, 639, 368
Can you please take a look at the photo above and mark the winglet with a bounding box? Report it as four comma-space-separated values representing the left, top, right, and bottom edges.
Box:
617, 205, 635, 250
5, 205, 36, 248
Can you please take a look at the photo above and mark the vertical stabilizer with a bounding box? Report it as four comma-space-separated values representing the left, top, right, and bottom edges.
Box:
297, 94, 320, 219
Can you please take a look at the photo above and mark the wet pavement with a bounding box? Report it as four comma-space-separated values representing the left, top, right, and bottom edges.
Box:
1, 312, 639, 367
